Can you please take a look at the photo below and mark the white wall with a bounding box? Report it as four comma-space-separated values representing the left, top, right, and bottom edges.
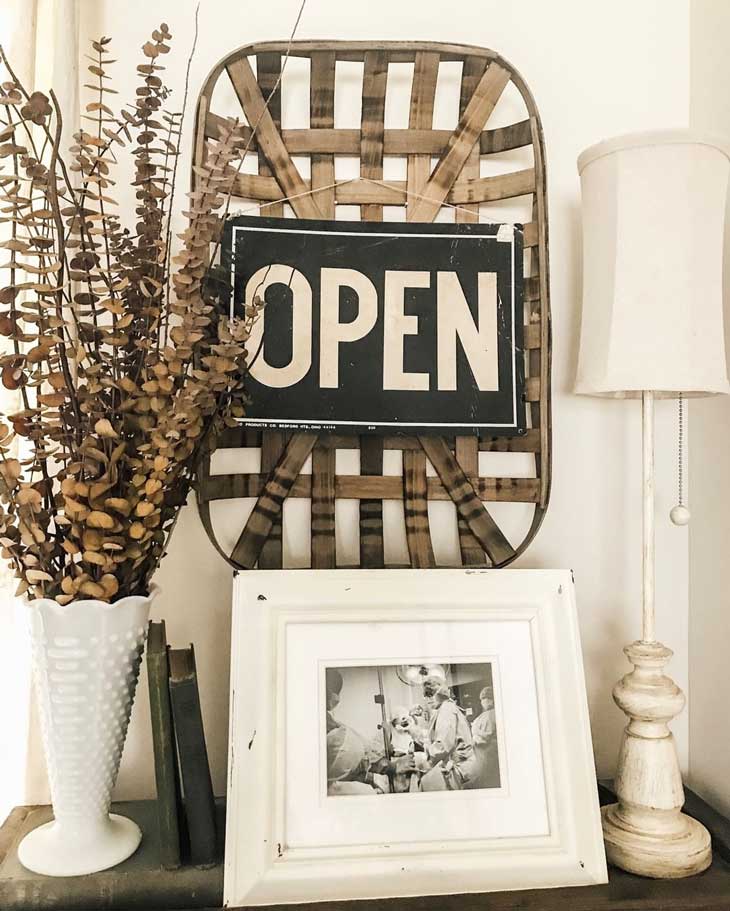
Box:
688, 0, 730, 817
10, 0, 693, 807
0, 0, 80, 823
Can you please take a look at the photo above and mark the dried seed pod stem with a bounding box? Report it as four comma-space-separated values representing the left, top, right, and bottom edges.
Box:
0, 26, 260, 604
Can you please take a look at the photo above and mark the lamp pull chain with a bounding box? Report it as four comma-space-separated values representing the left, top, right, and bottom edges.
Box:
670, 392, 690, 526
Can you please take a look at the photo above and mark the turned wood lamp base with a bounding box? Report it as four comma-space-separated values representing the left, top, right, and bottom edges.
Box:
602, 804, 711, 879
602, 640, 712, 879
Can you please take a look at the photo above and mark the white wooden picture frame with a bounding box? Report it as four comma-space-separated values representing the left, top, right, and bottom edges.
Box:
224, 569, 607, 906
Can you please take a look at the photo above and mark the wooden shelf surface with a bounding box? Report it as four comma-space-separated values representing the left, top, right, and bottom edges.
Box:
2, 789, 730, 910
0, 800, 223, 911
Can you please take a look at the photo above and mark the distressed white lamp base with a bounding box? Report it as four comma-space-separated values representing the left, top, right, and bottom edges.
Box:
601, 640, 712, 879
602, 805, 711, 879
17, 814, 142, 877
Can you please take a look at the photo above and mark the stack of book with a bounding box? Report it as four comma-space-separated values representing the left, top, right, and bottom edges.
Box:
147, 621, 218, 868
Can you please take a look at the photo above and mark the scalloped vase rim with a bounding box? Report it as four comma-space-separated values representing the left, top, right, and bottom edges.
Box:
26, 584, 159, 615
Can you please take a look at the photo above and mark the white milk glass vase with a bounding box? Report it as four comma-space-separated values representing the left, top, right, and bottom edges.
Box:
17, 590, 155, 876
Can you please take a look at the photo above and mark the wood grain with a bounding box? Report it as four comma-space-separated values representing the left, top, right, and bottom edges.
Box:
407, 63, 510, 222
530, 115, 552, 510
200, 473, 540, 504
359, 435, 385, 568
361, 50, 388, 221
256, 53, 284, 217
455, 55, 487, 224
226, 56, 322, 219
354, 52, 390, 565
311, 445, 337, 568
4, 791, 730, 909
231, 172, 534, 206
310, 52, 336, 218
230, 433, 318, 569
419, 436, 515, 565
213, 426, 543, 455
454, 436, 488, 565
453, 57, 489, 566
205, 116, 534, 157
258, 432, 286, 569
360, 51, 388, 568
403, 450, 435, 567
406, 51, 439, 220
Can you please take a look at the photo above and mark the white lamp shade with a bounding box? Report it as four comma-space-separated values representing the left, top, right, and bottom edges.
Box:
575, 129, 730, 398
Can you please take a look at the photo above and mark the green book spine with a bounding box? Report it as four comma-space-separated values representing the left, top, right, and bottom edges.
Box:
168, 644, 217, 866
147, 620, 182, 870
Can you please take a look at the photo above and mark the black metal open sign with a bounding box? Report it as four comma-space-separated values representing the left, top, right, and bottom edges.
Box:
221, 216, 525, 436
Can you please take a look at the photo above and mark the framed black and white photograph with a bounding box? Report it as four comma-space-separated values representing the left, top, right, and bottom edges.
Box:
324, 661, 502, 796
224, 570, 607, 906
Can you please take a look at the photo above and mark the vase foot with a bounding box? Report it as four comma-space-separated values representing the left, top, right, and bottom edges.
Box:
18, 813, 142, 876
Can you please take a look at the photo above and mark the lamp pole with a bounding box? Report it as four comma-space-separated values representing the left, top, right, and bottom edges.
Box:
642, 391, 655, 643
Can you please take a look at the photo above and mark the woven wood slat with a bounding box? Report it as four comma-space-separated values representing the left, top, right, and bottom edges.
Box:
400, 50, 440, 562
308, 53, 338, 571
204, 117, 535, 157
450, 169, 536, 204
201, 39, 504, 61
207, 426, 544, 454
455, 436, 488, 565
403, 450, 436, 567
407, 63, 510, 222
311, 446, 337, 568
525, 275, 540, 302
481, 429, 540, 453
360, 436, 385, 568
361, 50, 388, 221
251, 54, 285, 567
227, 56, 323, 219
255, 53, 284, 218
406, 51, 439, 221
231, 170, 536, 207
526, 378, 540, 401
199, 474, 541, 504
192, 41, 552, 571
357, 51, 390, 565
419, 437, 515, 564
194, 434, 241, 569
454, 55, 489, 566
257, 432, 286, 569
530, 117, 552, 508
310, 51, 337, 217
230, 433, 318, 569
456, 55, 487, 225
525, 323, 541, 349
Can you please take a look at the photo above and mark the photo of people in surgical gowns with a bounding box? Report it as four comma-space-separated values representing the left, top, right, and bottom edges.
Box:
324, 662, 501, 796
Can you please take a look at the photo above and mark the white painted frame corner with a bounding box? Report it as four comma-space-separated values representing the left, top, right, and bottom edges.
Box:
224, 569, 607, 906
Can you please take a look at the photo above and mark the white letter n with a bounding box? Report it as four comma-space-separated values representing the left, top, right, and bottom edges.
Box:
436, 272, 499, 391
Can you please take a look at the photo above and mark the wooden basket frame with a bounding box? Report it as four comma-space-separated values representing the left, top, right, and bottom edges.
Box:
192, 40, 552, 571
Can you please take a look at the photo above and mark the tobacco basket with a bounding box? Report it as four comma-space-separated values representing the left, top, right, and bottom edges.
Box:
192, 41, 551, 570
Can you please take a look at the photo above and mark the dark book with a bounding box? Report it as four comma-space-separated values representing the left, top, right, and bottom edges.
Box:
168, 644, 217, 866
146, 620, 182, 870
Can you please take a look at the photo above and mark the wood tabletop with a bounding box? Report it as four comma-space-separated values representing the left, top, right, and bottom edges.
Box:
1, 789, 729, 910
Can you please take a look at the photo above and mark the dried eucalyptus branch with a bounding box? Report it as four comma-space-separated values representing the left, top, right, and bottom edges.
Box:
0, 25, 260, 603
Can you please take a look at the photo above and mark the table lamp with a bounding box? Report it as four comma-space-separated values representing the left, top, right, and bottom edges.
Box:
575, 129, 730, 878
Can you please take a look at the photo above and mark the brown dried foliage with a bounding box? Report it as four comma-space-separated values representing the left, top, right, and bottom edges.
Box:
0, 27, 259, 604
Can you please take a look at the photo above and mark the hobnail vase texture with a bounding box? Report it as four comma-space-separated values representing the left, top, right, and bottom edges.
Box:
17, 592, 153, 876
